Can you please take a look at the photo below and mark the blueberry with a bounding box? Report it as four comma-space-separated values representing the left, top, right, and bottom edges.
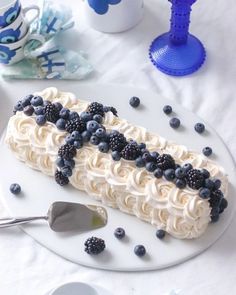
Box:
164, 169, 175, 181
211, 213, 220, 223
150, 151, 159, 159
103, 106, 109, 112
87, 120, 100, 133
201, 168, 210, 179
175, 178, 186, 189
24, 105, 34, 116
112, 151, 121, 161
96, 128, 106, 138
22, 95, 33, 107
59, 108, 70, 119
80, 111, 93, 122
114, 227, 125, 239
69, 111, 79, 120
146, 162, 157, 172
154, 168, 163, 178
129, 96, 140, 108
204, 179, 215, 190
175, 164, 181, 169
213, 179, 221, 190
10, 183, 21, 195
163, 105, 172, 115
156, 229, 166, 239
93, 114, 103, 123
135, 156, 145, 168
142, 152, 152, 163
134, 245, 146, 257
61, 166, 72, 177
194, 123, 205, 134
202, 147, 212, 157
82, 130, 92, 142
169, 117, 180, 129
74, 140, 83, 149
36, 115, 46, 126
175, 167, 186, 179
56, 118, 66, 130
34, 106, 45, 115
90, 135, 100, 145
30, 96, 43, 107
54, 102, 63, 111
14, 101, 23, 112
219, 198, 228, 213
199, 188, 211, 199
98, 142, 109, 153
71, 131, 82, 141
56, 157, 65, 168
65, 135, 74, 145
183, 163, 193, 172
64, 159, 75, 169
138, 143, 146, 150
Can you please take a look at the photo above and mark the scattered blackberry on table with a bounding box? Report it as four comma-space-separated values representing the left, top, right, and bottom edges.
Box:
55, 170, 69, 186
175, 178, 186, 189
112, 151, 121, 161
59, 108, 70, 120
175, 167, 186, 179
164, 169, 176, 181
98, 142, 109, 153
182, 163, 193, 172
22, 95, 33, 107
31, 96, 43, 107
121, 142, 141, 160
156, 229, 166, 239
87, 120, 100, 133
135, 156, 146, 168
44, 102, 59, 123
154, 168, 163, 178
88, 102, 104, 117
129, 96, 140, 108
58, 144, 76, 160
23, 105, 34, 116
103, 106, 118, 116
134, 245, 146, 257
36, 115, 46, 126
80, 111, 93, 122
10, 183, 21, 195
186, 169, 205, 190
199, 188, 211, 199
56, 118, 66, 130
194, 123, 205, 134
156, 154, 175, 170
163, 105, 172, 115
34, 106, 45, 116
93, 114, 103, 123
84, 237, 105, 255
61, 166, 73, 178
114, 227, 125, 239
219, 198, 228, 213
202, 146, 212, 157
65, 118, 86, 134
109, 131, 127, 152
169, 117, 180, 129
209, 190, 223, 208
146, 162, 157, 172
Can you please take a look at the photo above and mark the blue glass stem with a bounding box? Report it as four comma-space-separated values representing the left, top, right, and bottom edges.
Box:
169, 2, 191, 45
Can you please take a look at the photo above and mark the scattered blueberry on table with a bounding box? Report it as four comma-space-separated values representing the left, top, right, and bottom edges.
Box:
194, 123, 205, 134
10, 183, 21, 195
134, 245, 146, 257
202, 146, 212, 157
84, 237, 106, 255
169, 117, 180, 129
163, 105, 172, 115
156, 229, 166, 240
114, 227, 126, 239
129, 96, 140, 108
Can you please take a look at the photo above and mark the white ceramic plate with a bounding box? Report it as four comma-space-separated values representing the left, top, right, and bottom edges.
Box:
0, 83, 235, 271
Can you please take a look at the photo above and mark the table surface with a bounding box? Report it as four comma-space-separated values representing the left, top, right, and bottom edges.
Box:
0, 0, 236, 294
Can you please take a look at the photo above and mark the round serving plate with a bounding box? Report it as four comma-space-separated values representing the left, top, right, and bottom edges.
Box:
0, 82, 235, 271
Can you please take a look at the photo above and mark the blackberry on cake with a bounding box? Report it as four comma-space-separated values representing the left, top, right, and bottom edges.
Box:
156, 154, 175, 170
103, 106, 118, 116
87, 102, 104, 117
109, 131, 127, 152
55, 170, 69, 186
58, 144, 77, 160
186, 169, 205, 190
44, 102, 59, 123
121, 142, 141, 160
65, 118, 86, 134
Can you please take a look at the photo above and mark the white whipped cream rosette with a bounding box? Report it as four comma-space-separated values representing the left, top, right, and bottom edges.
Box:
5, 87, 229, 239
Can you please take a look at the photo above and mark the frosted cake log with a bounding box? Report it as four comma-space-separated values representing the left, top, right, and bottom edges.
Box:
5, 87, 228, 239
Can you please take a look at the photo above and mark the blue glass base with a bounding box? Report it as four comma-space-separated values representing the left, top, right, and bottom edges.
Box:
149, 33, 206, 76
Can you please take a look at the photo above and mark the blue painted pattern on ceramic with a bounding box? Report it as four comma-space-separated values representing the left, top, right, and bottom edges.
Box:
0, 45, 17, 64
88, 0, 122, 15
0, 0, 21, 28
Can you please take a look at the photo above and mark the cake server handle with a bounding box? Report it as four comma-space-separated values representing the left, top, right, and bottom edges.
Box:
0, 216, 48, 228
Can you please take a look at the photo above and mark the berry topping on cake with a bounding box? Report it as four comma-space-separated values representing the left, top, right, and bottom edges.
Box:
84, 237, 106, 255
194, 123, 205, 134
93, 114, 103, 123
34, 106, 45, 116
169, 117, 181, 129
129, 96, 140, 108
65, 118, 86, 134
204, 178, 215, 190
156, 154, 175, 170
114, 227, 125, 239
201, 168, 210, 179
219, 198, 228, 213
88, 102, 105, 117
182, 163, 193, 172
109, 131, 127, 152
199, 187, 211, 199
86, 120, 100, 133
213, 179, 222, 190
36, 115, 46, 126
209, 189, 223, 208
54, 102, 63, 112
22, 95, 33, 107
135, 156, 146, 168
55, 170, 69, 186
146, 162, 157, 172
164, 169, 176, 181
59, 108, 70, 120
44, 102, 59, 123
112, 151, 121, 161
175, 167, 186, 179
58, 144, 76, 160
90, 135, 100, 145
56, 118, 66, 130
98, 142, 109, 153
69, 111, 79, 120
10, 183, 21, 195
121, 142, 141, 160
154, 168, 163, 178
156, 229, 166, 239
31, 96, 43, 107
175, 178, 187, 189
163, 105, 172, 115
186, 169, 205, 190
134, 245, 146, 257
103, 106, 118, 116
202, 146, 212, 157
23, 105, 34, 116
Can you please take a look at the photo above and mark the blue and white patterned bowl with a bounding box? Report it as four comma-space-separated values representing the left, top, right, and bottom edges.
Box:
0, 0, 21, 28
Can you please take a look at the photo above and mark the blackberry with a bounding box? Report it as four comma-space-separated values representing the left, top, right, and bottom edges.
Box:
87, 102, 104, 117
209, 190, 223, 208
55, 170, 69, 186
44, 102, 59, 123
219, 198, 228, 214
186, 169, 205, 190
84, 236, 105, 255
109, 132, 127, 152
104, 106, 118, 116
65, 118, 86, 134
58, 144, 76, 160
121, 142, 141, 160
156, 154, 175, 170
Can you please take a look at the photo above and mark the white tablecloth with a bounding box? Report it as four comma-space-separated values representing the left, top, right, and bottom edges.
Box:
0, 0, 236, 294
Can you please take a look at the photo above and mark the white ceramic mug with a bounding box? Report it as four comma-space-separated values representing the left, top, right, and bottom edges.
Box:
84, 0, 144, 33
0, 30, 44, 65
0, 5, 40, 43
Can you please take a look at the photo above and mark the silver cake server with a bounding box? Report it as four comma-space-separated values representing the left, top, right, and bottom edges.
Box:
0, 201, 108, 232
